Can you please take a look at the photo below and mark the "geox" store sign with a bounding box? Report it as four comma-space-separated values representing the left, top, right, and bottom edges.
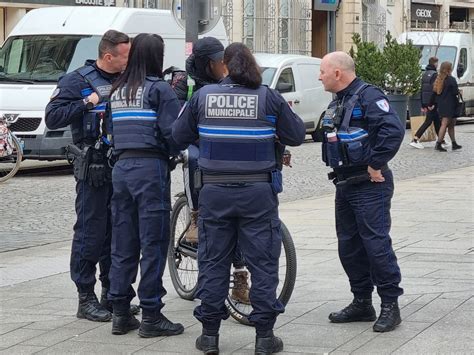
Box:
411, 2, 440, 23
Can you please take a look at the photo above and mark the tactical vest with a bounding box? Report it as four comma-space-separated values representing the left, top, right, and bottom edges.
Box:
196, 84, 277, 174
322, 83, 370, 169
72, 65, 112, 144
109, 77, 163, 153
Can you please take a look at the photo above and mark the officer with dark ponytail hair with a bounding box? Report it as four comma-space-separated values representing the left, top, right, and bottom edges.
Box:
172, 42, 305, 354
107, 33, 184, 338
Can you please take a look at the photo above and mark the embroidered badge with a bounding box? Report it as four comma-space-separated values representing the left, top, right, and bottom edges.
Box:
50, 88, 60, 100
376, 99, 390, 112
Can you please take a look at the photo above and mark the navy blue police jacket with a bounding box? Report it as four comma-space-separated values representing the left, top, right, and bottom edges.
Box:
172, 77, 305, 174
45, 60, 118, 144
108, 77, 182, 157
333, 78, 404, 171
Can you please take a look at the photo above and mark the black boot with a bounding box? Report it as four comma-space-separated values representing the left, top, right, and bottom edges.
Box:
373, 302, 401, 332
100, 288, 140, 315
255, 333, 284, 355
328, 298, 376, 323
435, 142, 447, 152
138, 312, 184, 338
77, 293, 112, 322
452, 141, 462, 150
196, 334, 219, 354
112, 309, 141, 335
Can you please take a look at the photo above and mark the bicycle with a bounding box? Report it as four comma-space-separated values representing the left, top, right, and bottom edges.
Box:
167, 153, 297, 326
0, 117, 23, 183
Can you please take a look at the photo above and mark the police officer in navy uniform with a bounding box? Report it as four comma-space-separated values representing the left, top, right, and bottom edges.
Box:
172, 43, 305, 354
107, 33, 184, 337
170, 37, 252, 305
45, 30, 136, 322
319, 51, 404, 332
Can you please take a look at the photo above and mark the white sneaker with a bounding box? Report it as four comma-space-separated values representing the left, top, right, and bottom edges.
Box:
441, 140, 451, 148
409, 140, 424, 149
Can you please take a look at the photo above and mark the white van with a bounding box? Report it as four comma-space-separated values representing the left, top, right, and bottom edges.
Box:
0, 6, 227, 160
399, 31, 473, 116
254, 53, 332, 141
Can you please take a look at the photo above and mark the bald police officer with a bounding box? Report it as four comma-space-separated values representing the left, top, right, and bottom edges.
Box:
319, 52, 404, 332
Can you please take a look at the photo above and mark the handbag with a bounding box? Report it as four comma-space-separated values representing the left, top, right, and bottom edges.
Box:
455, 91, 465, 118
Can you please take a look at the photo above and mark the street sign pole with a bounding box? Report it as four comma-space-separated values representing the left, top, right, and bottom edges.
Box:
185, 0, 199, 56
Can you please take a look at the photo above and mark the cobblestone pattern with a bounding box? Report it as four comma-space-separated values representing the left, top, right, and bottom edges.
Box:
1, 126, 473, 252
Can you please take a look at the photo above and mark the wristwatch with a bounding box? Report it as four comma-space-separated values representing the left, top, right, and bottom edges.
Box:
83, 97, 94, 110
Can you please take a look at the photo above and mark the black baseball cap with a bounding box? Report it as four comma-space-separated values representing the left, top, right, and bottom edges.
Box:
193, 37, 224, 62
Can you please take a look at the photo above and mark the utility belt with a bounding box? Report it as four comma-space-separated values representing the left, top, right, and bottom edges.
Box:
328, 164, 388, 186
66, 139, 111, 187
118, 149, 168, 161
194, 169, 283, 195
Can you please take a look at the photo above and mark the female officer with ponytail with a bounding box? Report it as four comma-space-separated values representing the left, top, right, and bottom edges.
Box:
107, 33, 184, 338
172, 43, 305, 355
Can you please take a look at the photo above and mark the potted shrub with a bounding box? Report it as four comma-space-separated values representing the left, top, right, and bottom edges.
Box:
350, 32, 422, 126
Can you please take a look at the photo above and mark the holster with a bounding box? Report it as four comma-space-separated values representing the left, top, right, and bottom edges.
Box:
66, 144, 91, 181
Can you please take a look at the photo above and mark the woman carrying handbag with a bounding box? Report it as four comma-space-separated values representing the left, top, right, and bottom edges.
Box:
429, 61, 463, 152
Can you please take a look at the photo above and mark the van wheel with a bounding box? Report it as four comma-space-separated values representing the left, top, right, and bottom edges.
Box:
311, 113, 325, 142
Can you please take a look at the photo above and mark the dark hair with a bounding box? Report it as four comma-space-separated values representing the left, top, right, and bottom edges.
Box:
223, 43, 262, 89
433, 61, 453, 95
111, 33, 164, 104
98, 29, 130, 58
429, 56, 439, 66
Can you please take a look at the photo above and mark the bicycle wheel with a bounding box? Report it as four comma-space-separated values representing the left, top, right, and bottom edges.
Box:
167, 194, 199, 300
225, 221, 297, 326
0, 134, 22, 183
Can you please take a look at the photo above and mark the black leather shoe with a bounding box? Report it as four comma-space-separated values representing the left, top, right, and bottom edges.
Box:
139, 313, 184, 338
100, 289, 140, 315
255, 335, 284, 354
328, 299, 376, 323
452, 142, 462, 150
77, 293, 112, 322
373, 302, 401, 332
112, 310, 141, 335
196, 334, 219, 354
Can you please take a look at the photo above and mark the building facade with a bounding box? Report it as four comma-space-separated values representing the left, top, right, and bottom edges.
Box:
1, 0, 473, 55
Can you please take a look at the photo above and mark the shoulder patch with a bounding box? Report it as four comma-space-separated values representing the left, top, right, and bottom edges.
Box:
375, 99, 390, 113
50, 88, 60, 100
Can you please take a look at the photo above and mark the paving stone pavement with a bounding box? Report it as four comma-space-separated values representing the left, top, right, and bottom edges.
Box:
1, 125, 473, 253
0, 165, 473, 354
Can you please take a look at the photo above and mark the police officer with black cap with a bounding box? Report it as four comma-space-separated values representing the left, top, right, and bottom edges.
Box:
319, 51, 404, 332
45, 30, 138, 322
172, 42, 305, 354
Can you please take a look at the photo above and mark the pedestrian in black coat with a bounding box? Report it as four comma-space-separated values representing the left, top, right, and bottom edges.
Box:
429, 61, 463, 151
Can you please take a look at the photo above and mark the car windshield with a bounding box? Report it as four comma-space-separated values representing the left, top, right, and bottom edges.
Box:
0, 35, 101, 83
416, 45, 457, 69
260, 67, 277, 86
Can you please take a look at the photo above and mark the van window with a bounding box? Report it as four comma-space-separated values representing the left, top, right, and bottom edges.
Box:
416, 45, 457, 69
276, 68, 295, 92
457, 48, 467, 78
297, 63, 321, 90
0, 35, 101, 83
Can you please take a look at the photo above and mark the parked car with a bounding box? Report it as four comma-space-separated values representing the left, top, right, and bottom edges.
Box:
0, 6, 228, 161
254, 53, 333, 141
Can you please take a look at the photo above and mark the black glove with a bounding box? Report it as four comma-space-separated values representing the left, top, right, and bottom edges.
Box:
88, 163, 106, 188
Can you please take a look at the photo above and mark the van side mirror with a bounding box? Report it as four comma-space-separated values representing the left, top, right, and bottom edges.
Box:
276, 82, 293, 93
457, 63, 465, 78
